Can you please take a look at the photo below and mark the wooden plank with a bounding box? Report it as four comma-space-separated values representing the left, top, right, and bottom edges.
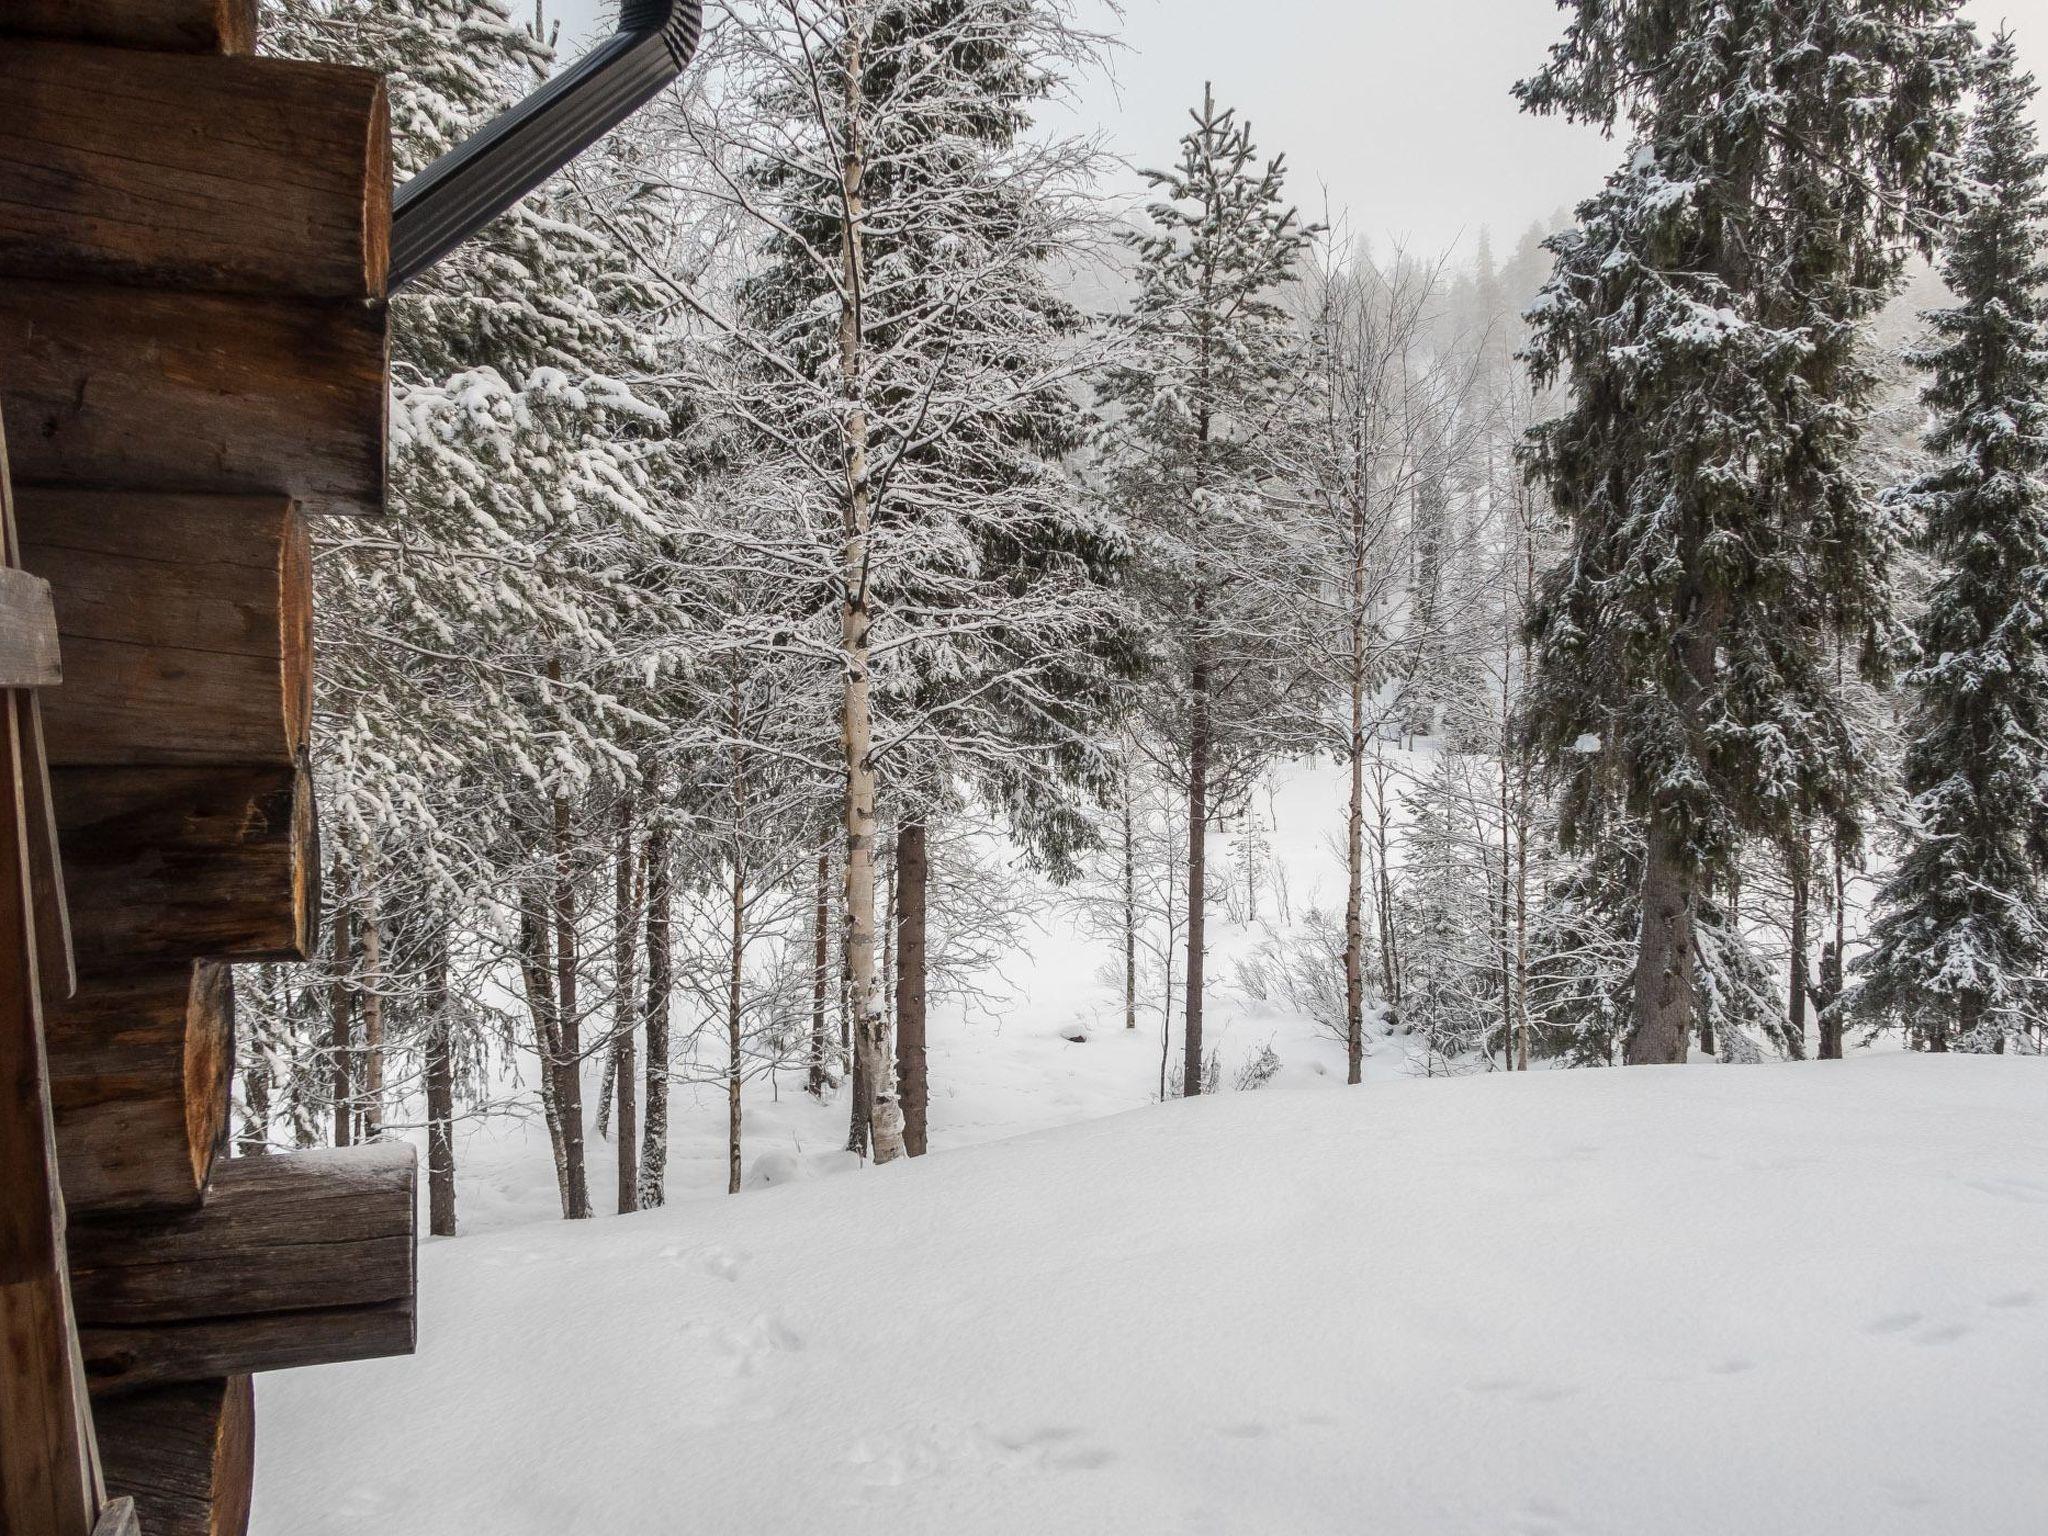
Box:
0, 42, 390, 299
19, 492, 313, 768
0, 692, 100, 1536
47, 963, 233, 1216
0, 280, 388, 519
53, 760, 318, 967
0, 567, 61, 688
95, 1378, 253, 1536
0, 0, 257, 54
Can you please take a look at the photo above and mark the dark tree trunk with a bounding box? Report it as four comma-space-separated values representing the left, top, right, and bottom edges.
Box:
1184, 640, 1211, 1097
612, 799, 640, 1215
1628, 817, 1695, 1065
727, 851, 745, 1196
359, 905, 382, 1140
1787, 862, 1811, 1060
238, 1002, 270, 1158
810, 851, 830, 1095
1817, 836, 1848, 1059
846, 1028, 871, 1157
423, 923, 456, 1239
1121, 774, 1138, 1031
327, 871, 353, 1149
518, 891, 572, 1219
638, 818, 672, 1209
551, 794, 590, 1220
895, 821, 929, 1157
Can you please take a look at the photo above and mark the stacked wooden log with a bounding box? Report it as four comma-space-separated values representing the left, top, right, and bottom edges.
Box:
0, 2, 411, 1532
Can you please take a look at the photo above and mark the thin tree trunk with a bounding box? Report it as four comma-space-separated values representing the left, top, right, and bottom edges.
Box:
1629, 816, 1696, 1065
896, 820, 929, 1157
1514, 788, 1532, 1073
239, 1033, 271, 1157
1183, 636, 1211, 1098
810, 851, 830, 1094
638, 817, 672, 1208
1787, 854, 1811, 1061
424, 922, 457, 1238
519, 892, 572, 1219
1121, 766, 1138, 1032
359, 902, 383, 1140
727, 848, 745, 1195
552, 794, 591, 1219
613, 797, 641, 1214
836, 16, 903, 1165
727, 692, 749, 1196
328, 865, 353, 1150
1498, 734, 1514, 1072
1344, 669, 1367, 1085
883, 834, 896, 1037
1515, 485, 1536, 1073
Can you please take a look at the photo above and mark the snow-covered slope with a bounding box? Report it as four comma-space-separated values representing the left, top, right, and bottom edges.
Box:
256, 1056, 2048, 1535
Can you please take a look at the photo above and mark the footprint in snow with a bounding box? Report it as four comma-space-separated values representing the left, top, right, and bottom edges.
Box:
1708, 1357, 1756, 1375
1912, 1321, 1972, 1346
708, 1313, 804, 1376
1988, 1291, 2038, 1310
700, 1246, 747, 1282
1865, 1311, 1924, 1336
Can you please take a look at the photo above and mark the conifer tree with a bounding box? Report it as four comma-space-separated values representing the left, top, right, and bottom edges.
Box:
1856, 32, 2048, 1054
1516, 0, 1975, 1063
1098, 88, 1316, 1095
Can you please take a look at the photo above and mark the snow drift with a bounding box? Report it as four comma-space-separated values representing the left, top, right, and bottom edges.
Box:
256, 1057, 2048, 1535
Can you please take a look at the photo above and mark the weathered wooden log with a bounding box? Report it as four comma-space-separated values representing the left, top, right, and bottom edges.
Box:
18, 492, 312, 767
94, 1378, 253, 1536
79, 1298, 415, 1396
46, 964, 233, 1216
0, 42, 389, 299
0, 280, 388, 519
0, 0, 257, 54
54, 760, 318, 968
71, 1145, 416, 1396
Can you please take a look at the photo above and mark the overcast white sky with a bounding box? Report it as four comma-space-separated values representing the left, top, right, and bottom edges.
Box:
549, 0, 2048, 258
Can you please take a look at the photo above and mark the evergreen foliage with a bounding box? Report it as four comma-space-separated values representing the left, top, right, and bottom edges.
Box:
1856, 32, 2048, 1052
1516, 0, 1974, 1060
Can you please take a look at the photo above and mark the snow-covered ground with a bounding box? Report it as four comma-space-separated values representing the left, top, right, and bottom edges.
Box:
257, 1055, 2048, 1535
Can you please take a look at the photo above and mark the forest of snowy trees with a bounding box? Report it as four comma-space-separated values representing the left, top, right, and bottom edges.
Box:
234, 0, 2048, 1236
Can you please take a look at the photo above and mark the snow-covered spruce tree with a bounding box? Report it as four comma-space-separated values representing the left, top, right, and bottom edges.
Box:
672, 0, 1124, 1161
257, 0, 679, 1223
1516, 0, 1974, 1063
1528, 833, 1795, 1065
1856, 32, 2048, 1055
1098, 87, 1317, 1097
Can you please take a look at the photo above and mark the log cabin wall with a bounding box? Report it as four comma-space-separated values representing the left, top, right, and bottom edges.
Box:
0, 3, 414, 1533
